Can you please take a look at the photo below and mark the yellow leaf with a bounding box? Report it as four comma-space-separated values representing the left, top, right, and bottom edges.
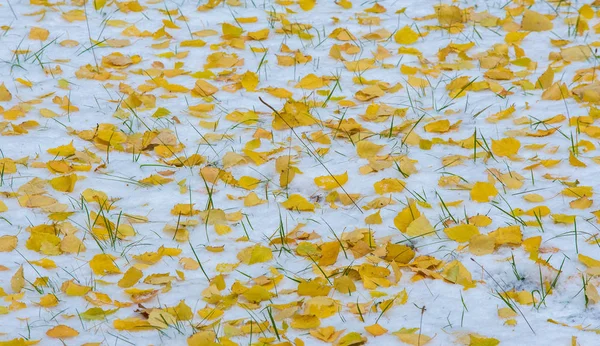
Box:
394, 201, 421, 233
113, 318, 153, 331
29, 27, 49, 41
579, 254, 600, 269
424, 119, 450, 133
93, 0, 107, 10
374, 178, 405, 194
11, 265, 24, 293
586, 282, 600, 305
470, 182, 498, 203
291, 314, 321, 329
0, 83, 12, 102
492, 137, 520, 157
180, 39, 206, 47
296, 73, 327, 89
319, 241, 340, 266
40, 108, 60, 118
569, 152, 586, 167
61, 280, 91, 296
365, 323, 387, 336
46, 325, 79, 338
356, 140, 384, 158
355, 85, 385, 101
39, 294, 59, 307
314, 172, 348, 190
148, 309, 177, 329
0, 235, 17, 252
441, 260, 475, 289
282, 194, 315, 211
30, 258, 56, 269
536, 66, 554, 89
469, 234, 496, 256
335, 332, 367, 346
406, 214, 434, 237
394, 330, 432, 345
89, 254, 121, 275
139, 174, 173, 185
49, 174, 77, 192
445, 224, 479, 242
299, 0, 316, 11
191, 80, 218, 97
365, 210, 382, 224
242, 285, 274, 303
272, 100, 317, 130
187, 331, 217, 345
524, 193, 544, 202
237, 244, 273, 264
521, 10, 553, 31
241, 71, 259, 92
394, 26, 419, 45
47, 142, 76, 157
570, 196, 592, 209
248, 28, 269, 40
222, 23, 243, 38
490, 225, 522, 245
469, 334, 500, 346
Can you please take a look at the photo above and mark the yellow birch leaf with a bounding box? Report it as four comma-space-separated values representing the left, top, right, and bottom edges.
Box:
491, 137, 520, 157
282, 194, 315, 211
89, 254, 121, 275
299, 0, 316, 11
0, 83, 12, 102
248, 28, 269, 40
0, 236, 17, 252
521, 10, 553, 31
489, 225, 522, 245
536, 67, 554, 89
569, 152, 586, 167
47, 142, 76, 157
314, 172, 348, 190
444, 224, 479, 242
374, 178, 405, 194
191, 80, 218, 97
118, 267, 143, 288
46, 325, 79, 338
469, 334, 500, 346
39, 294, 59, 307
180, 39, 206, 47
336, 332, 367, 346
470, 182, 498, 203
93, 0, 107, 10
11, 266, 24, 293
29, 27, 49, 41
405, 214, 434, 237
222, 23, 243, 38
394, 26, 419, 45
296, 74, 327, 89
113, 318, 153, 331
440, 260, 475, 289
241, 71, 259, 92
49, 174, 77, 192
356, 140, 384, 158
237, 244, 273, 264
469, 234, 496, 256
394, 201, 421, 233
365, 323, 388, 336
365, 210, 382, 224
424, 119, 450, 133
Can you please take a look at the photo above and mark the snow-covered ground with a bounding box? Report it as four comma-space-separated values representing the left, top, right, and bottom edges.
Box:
1, 0, 599, 344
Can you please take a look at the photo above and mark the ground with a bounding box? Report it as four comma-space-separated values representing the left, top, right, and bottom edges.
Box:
0, 0, 599, 345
